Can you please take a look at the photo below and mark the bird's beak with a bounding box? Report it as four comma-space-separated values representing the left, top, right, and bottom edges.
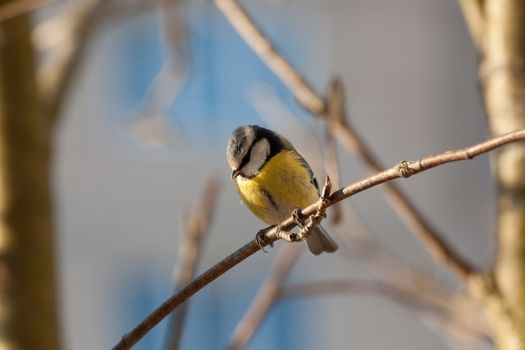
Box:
231, 169, 241, 180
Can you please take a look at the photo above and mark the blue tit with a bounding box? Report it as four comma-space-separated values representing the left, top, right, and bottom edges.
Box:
226, 125, 338, 255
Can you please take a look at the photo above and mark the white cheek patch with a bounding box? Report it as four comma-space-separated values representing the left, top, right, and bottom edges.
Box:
242, 138, 270, 178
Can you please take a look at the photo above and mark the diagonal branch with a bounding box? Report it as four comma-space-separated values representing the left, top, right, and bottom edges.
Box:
335, 218, 492, 345
327, 81, 475, 279
336, 207, 452, 292
214, 0, 475, 281
228, 245, 301, 350
280, 280, 492, 345
323, 126, 343, 225
281, 279, 443, 309
215, 0, 325, 114
112, 128, 525, 350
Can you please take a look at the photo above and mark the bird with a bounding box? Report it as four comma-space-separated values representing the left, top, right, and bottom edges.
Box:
226, 125, 338, 255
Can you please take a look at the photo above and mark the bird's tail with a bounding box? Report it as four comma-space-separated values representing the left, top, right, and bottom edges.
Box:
306, 225, 338, 255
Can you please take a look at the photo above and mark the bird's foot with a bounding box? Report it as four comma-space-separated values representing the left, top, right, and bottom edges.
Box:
314, 196, 329, 220
255, 227, 274, 253
294, 177, 332, 241
292, 208, 305, 228
312, 176, 331, 221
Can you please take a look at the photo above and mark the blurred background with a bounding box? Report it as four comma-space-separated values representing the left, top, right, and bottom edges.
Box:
44, 0, 492, 349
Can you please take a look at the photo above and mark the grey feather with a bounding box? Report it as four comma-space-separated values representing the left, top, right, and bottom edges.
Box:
306, 225, 338, 255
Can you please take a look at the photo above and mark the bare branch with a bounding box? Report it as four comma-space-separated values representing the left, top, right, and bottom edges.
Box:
228, 245, 301, 350
334, 209, 493, 346
458, 0, 485, 49
112, 129, 525, 350
281, 279, 436, 307
113, 241, 265, 350
281, 280, 492, 346
214, 0, 475, 281
323, 83, 345, 224
336, 208, 446, 290
325, 128, 525, 279
215, 0, 325, 114
165, 179, 222, 350
322, 78, 482, 281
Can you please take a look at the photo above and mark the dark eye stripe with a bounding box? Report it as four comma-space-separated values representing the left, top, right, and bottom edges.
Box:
238, 148, 252, 170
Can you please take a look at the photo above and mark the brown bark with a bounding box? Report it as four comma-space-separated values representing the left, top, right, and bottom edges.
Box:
0, 2, 61, 349
482, 0, 525, 348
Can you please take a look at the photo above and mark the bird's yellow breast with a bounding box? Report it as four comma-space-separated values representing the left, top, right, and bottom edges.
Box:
235, 150, 319, 225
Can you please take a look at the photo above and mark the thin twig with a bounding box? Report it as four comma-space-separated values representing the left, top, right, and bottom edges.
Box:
165, 179, 222, 350
280, 280, 492, 345
113, 240, 264, 350
329, 113, 478, 274
214, 1, 475, 281
458, 0, 485, 49
336, 217, 492, 344
215, 0, 325, 114
325, 127, 525, 279
336, 206, 447, 290
228, 245, 301, 350
324, 79, 480, 280
112, 128, 525, 350
323, 82, 345, 224
281, 279, 437, 307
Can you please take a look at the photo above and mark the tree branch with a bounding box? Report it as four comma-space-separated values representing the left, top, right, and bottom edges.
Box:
281, 280, 492, 345
112, 128, 525, 350
280, 279, 437, 308
333, 209, 493, 346
323, 86, 343, 224
336, 208, 450, 293
215, 0, 325, 114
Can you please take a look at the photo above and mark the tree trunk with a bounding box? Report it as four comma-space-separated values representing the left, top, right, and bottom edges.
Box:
482, 0, 525, 348
0, 3, 61, 349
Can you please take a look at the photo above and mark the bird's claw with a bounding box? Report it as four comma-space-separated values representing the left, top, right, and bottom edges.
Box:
256, 228, 273, 253
292, 208, 305, 228
314, 196, 329, 220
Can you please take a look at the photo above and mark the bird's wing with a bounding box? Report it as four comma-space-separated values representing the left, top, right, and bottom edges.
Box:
295, 152, 320, 194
